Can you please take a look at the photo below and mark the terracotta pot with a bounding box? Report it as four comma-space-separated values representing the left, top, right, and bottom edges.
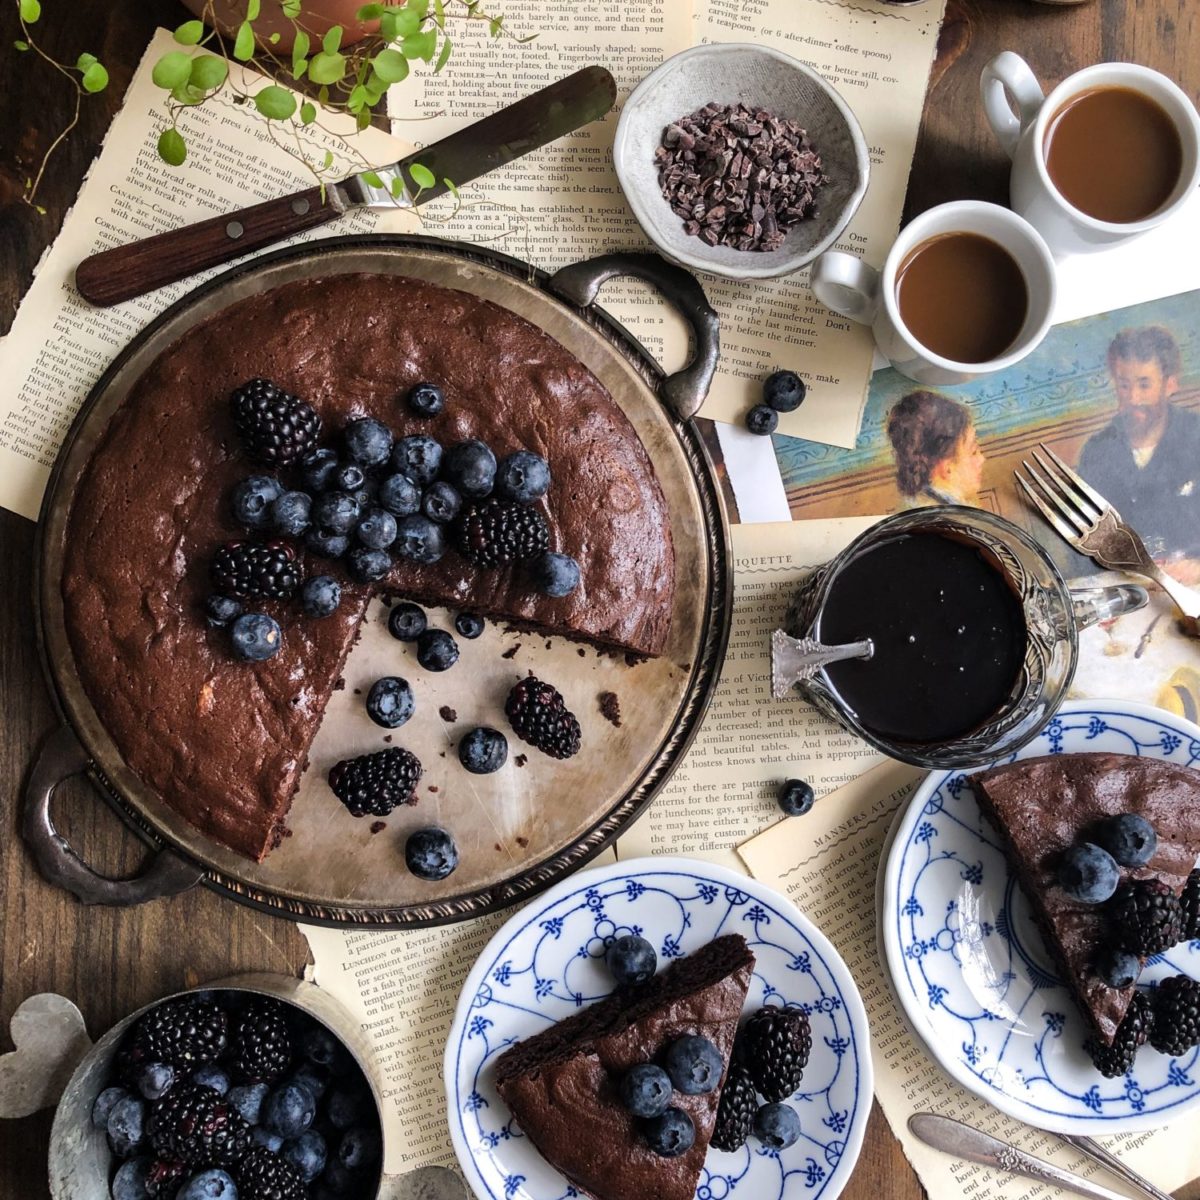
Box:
179, 0, 379, 54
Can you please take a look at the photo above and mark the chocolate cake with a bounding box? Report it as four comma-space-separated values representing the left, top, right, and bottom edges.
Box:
973, 752, 1200, 1043
61, 274, 675, 860
494, 934, 754, 1200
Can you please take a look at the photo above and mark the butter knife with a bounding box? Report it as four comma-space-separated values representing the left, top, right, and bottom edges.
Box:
1058, 1134, 1175, 1200
908, 1114, 1136, 1200
74, 65, 616, 307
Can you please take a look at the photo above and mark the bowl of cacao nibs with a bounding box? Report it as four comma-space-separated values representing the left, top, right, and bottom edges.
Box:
614, 42, 870, 281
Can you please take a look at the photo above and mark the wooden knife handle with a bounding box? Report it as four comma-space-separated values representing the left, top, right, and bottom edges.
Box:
74, 185, 341, 307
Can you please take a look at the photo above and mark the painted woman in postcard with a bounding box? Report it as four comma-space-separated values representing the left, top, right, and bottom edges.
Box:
885, 390, 985, 509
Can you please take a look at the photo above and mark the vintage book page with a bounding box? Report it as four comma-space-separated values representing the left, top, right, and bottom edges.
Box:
395, 0, 946, 449
615, 518, 884, 872
740, 762, 1200, 1198
0, 27, 417, 522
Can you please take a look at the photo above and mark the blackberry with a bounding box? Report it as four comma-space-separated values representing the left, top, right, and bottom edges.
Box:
742, 1006, 811, 1102
1181, 869, 1200, 941
328, 748, 421, 817
236, 1146, 307, 1200
505, 676, 581, 760
231, 379, 321, 466
710, 1057, 756, 1152
211, 543, 300, 601
134, 998, 229, 1070
456, 499, 549, 569
1149, 975, 1200, 1056
1085, 991, 1154, 1077
148, 1084, 250, 1166
232, 1001, 293, 1083
144, 1159, 188, 1197
1110, 879, 1183, 956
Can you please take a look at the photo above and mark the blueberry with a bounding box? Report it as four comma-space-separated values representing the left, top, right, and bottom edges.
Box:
378, 473, 421, 517
495, 450, 551, 503
356, 507, 398, 551
251, 1126, 284, 1152
347, 546, 393, 583
777, 778, 815, 817
107, 1094, 147, 1157
229, 1082, 269, 1125
394, 514, 446, 564
111, 1157, 152, 1200
301, 575, 342, 619
300, 448, 340, 492
230, 475, 283, 529
304, 528, 349, 560
342, 417, 393, 467
405, 828, 459, 882
322, 1159, 357, 1193
407, 382, 444, 417
338, 1126, 381, 1168
1058, 843, 1121, 904
745, 404, 778, 436
529, 551, 580, 598
301, 1027, 340, 1069
326, 1087, 369, 1130
92, 1085, 129, 1129
664, 1035, 722, 1094
366, 677, 415, 728
454, 612, 484, 639
204, 595, 243, 628
422, 480, 462, 524
762, 369, 807, 413
284, 1129, 328, 1181
1097, 814, 1158, 867
271, 490, 312, 537
177, 1168, 239, 1199
754, 1101, 801, 1149
606, 934, 657, 986
191, 1064, 229, 1095
1096, 946, 1141, 989
387, 602, 427, 642
416, 628, 459, 672
643, 1107, 695, 1157
333, 462, 367, 493
442, 439, 496, 498
619, 1063, 672, 1118
136, 1062, 175, 1101
312, 491, 361, 537
264, 1081, 316, 1138
230, 613, 282, 662
290, 1062, 331, 1100
459, 726, 508, 773
391, 435, 443, 487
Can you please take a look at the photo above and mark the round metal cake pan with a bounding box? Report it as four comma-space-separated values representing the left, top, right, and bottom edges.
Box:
30, 235, 732, 927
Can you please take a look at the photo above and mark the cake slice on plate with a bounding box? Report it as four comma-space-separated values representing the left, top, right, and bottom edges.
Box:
494, 934, 754, 1200
973, 752, 1200, 1047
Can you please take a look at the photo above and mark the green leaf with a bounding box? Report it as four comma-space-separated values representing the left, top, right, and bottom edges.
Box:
76, 52, 98, 70
347, 83, 368, 112
401, 28, 435, 61
489, 14, 502, 36
370, 47, 408, 83
173, 19, 205, 45
233, 20, 255, 61
356, 108, 371, 130
189, 53, 227, 90
268, 31, 280, 44
434, 32, 451, 72
18, 0, 40, 24
318, 84, 330, 105
361, 170, 384, 188
443, 177, 459, 201
385, 8, 419, 39
152, 50, 192, 90
364, 75, 387, 104
408, 161, 435, 190
432, 0, 444, 26
379, 11, 397, 38
247, 0, 261, 18
81, 61, 109, 92
307, 51, 345, 84
322, 149, 334, 169
157, 127, 187, 166
13, 39, 28, 50
356, 3, 384, 17
300, 100, 316, 124
390, 176, 405, 199
408, 0, 429, 17
290, 28, 309, 76
322, 25, 343, 54
282, 0, 301, 15
254, 84, 297, 119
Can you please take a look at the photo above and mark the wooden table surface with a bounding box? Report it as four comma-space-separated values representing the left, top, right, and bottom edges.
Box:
2, 1, 1198, 1196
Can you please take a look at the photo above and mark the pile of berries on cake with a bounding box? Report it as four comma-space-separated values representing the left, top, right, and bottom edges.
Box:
1056, 813, 1200, 1076
204, 378, 581, 663
605, 935, 811, 1156
94, 990, 381, 1200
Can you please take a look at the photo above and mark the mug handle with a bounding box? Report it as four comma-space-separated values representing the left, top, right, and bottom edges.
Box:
810, 252, 881, 325
981, 51, 1046, 159
1070, 583, 1149, 631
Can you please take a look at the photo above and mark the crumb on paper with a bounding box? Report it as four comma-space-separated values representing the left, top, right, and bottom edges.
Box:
439, 705, 458, 722
599, 691, 622, 728
515, 754, 527, 768
502, 645, 520, 660
516, 835, 529, 848
429, 784, 439, 793
370, 821, 386, 834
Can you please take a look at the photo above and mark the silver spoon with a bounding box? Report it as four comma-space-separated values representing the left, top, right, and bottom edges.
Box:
770, 629, 874, 700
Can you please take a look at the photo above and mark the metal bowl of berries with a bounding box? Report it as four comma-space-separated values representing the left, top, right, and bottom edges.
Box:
614, 43, 870, 281
47, 976, 393, 1199
28, 235, 731, 927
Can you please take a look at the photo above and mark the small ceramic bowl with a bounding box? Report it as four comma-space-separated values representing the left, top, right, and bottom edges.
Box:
615, 43, 870, 281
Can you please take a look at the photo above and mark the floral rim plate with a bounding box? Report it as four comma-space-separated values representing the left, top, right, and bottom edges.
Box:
445, 856, 873, 1200
882, 699, 1200, 1134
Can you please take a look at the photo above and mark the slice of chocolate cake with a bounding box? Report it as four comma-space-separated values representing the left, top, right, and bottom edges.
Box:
973, 752, 1200, 1044
494, 934, 754, 1200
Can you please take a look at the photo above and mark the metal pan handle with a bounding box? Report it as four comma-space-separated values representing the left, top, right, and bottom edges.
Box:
22, 726, 204, 906
547, 251, 720, 421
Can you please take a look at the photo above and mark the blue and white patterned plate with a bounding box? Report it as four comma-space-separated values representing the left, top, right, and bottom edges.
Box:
445, 856, 872, 1200
882, 699, 1200, 1134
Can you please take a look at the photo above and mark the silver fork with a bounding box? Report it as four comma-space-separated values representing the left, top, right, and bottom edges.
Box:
1015, 442, 1200, 630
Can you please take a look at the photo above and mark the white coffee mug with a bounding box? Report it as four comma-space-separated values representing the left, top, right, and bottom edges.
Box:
981, 53, 1200, 254
809, 200, 1057, 386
